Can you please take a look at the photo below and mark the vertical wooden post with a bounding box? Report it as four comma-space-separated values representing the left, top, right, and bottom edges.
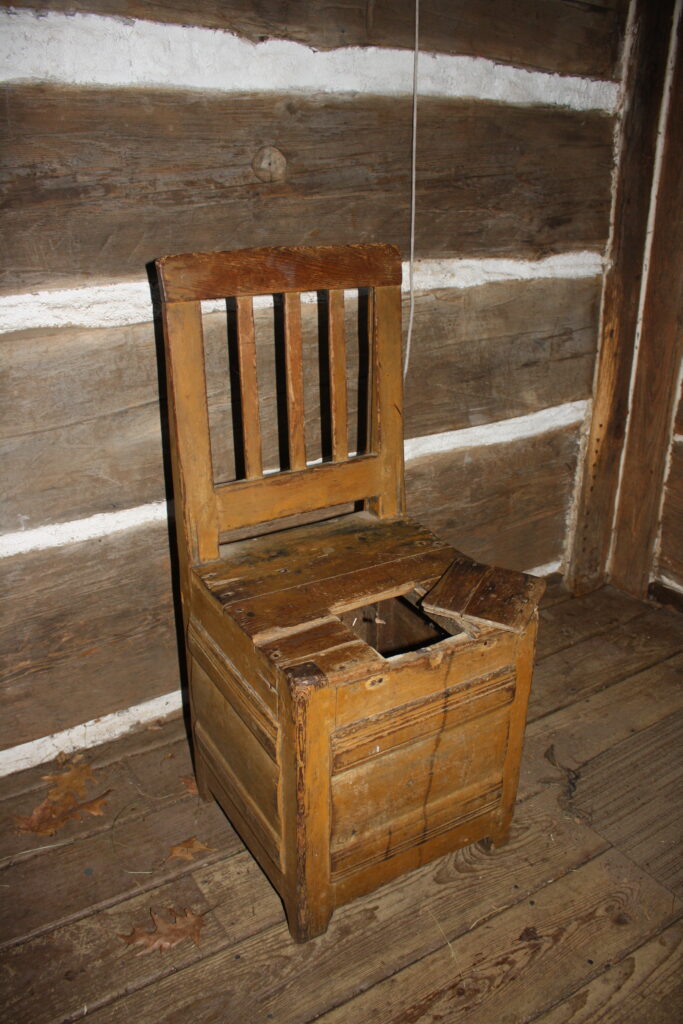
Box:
280, 662, 333, 942
494, 614, 538, 846
609, 8, 683, 596
367, 285, 406, 519
566, 0, 677, 594
162, 300, 219, 566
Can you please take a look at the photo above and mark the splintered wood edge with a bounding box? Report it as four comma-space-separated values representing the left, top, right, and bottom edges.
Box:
422, 559, 546, 634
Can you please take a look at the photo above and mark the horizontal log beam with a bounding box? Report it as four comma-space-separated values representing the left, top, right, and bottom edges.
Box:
4, 0, 629, 79
0, 85, 614, 293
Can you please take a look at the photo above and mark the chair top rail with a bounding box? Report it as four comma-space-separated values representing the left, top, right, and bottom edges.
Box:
155, 243, 402, 302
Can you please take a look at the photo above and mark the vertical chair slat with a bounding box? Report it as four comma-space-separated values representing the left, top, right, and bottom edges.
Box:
284, 292, 307, 471
328, 289, 349, 462
364, 288, 375, 456
236, 296, 263, 479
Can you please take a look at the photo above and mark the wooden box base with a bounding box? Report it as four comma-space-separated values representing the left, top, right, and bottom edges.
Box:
188, 559, 537, 941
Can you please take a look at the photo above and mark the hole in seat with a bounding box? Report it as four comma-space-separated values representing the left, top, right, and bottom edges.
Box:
339, 594, 455, 658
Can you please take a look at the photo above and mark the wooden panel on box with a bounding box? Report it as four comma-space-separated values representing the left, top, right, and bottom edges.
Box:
406, 424, 580, 571
331, 667, 516, 773
194, 721, 283, 883
1, 84, 613, 292
333, 629, 518, 728
189, 660, 279, 829
331, 704, 510, 874
0, 277, 598, 532
8, 0, 629, 78
188, 619, 278, 760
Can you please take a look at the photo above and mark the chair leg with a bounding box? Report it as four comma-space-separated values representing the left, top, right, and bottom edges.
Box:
478, 818, 511, 852
283, 893, 333, 943
192, 742, 213, 803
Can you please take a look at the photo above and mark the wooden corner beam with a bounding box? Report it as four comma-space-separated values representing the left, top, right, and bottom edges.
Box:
566, 0, 677, 596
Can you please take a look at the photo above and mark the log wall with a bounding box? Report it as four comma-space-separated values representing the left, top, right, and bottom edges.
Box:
0, 2, 628, 762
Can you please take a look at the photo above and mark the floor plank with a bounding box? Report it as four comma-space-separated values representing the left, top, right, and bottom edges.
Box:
1, 757, 238, 947
534, 919, 683, 1024
520, 652, 683, 802
75, 791, 606, 1024
313, 851, 680, 1024
529, 605, 683, 722
570, 710, 683, 897
536, 586, 645, 660
0, 721, 192, 872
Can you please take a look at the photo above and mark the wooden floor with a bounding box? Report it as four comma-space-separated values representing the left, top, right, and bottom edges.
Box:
1, 581, 682, 1023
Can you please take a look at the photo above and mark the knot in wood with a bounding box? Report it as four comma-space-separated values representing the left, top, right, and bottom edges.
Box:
252, 145, 287, 182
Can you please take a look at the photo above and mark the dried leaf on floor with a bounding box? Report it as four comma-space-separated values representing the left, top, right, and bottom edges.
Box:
42, 762, 96, 802
180, 775, 199, 796
14, 789, 112, 836
166, 836, 216, 862
119, 907, 205, 954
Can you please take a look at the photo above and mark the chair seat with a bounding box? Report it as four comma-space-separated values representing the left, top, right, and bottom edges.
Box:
195, 511, 464, 676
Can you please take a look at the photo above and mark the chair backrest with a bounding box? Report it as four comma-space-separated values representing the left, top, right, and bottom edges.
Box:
155, 243, 406, 565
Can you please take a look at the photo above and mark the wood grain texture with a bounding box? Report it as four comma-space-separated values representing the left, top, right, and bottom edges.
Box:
610, 11, 683, 596
3, 0, 629, 78
529, 604, 683, 723
657, 440, 683, 587
0, 84, 614, 292
0, 522, 180, 750
423, 557, 545, 634
521, 652, 683, 803
283, 292, 306, 470
327, 289, 348, 462
403, 276, 600, 438
80, 850, 676, 1024
534, 920, 683, 1024
235, 296, 264, 479
0, 276, 599, 533
406, 424, 581, 571
571, 711, 683, 896
157, 243, 401, 301
4, 588, 682, 1024
567, 0, 678, 594
313, 851, 678, 1024
0, 787, 605, 1024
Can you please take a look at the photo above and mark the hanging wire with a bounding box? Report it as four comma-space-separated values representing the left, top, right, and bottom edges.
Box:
402, 0, 420, 384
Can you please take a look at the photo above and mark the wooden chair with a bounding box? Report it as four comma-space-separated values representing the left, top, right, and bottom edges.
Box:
155, 243, 544, 942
